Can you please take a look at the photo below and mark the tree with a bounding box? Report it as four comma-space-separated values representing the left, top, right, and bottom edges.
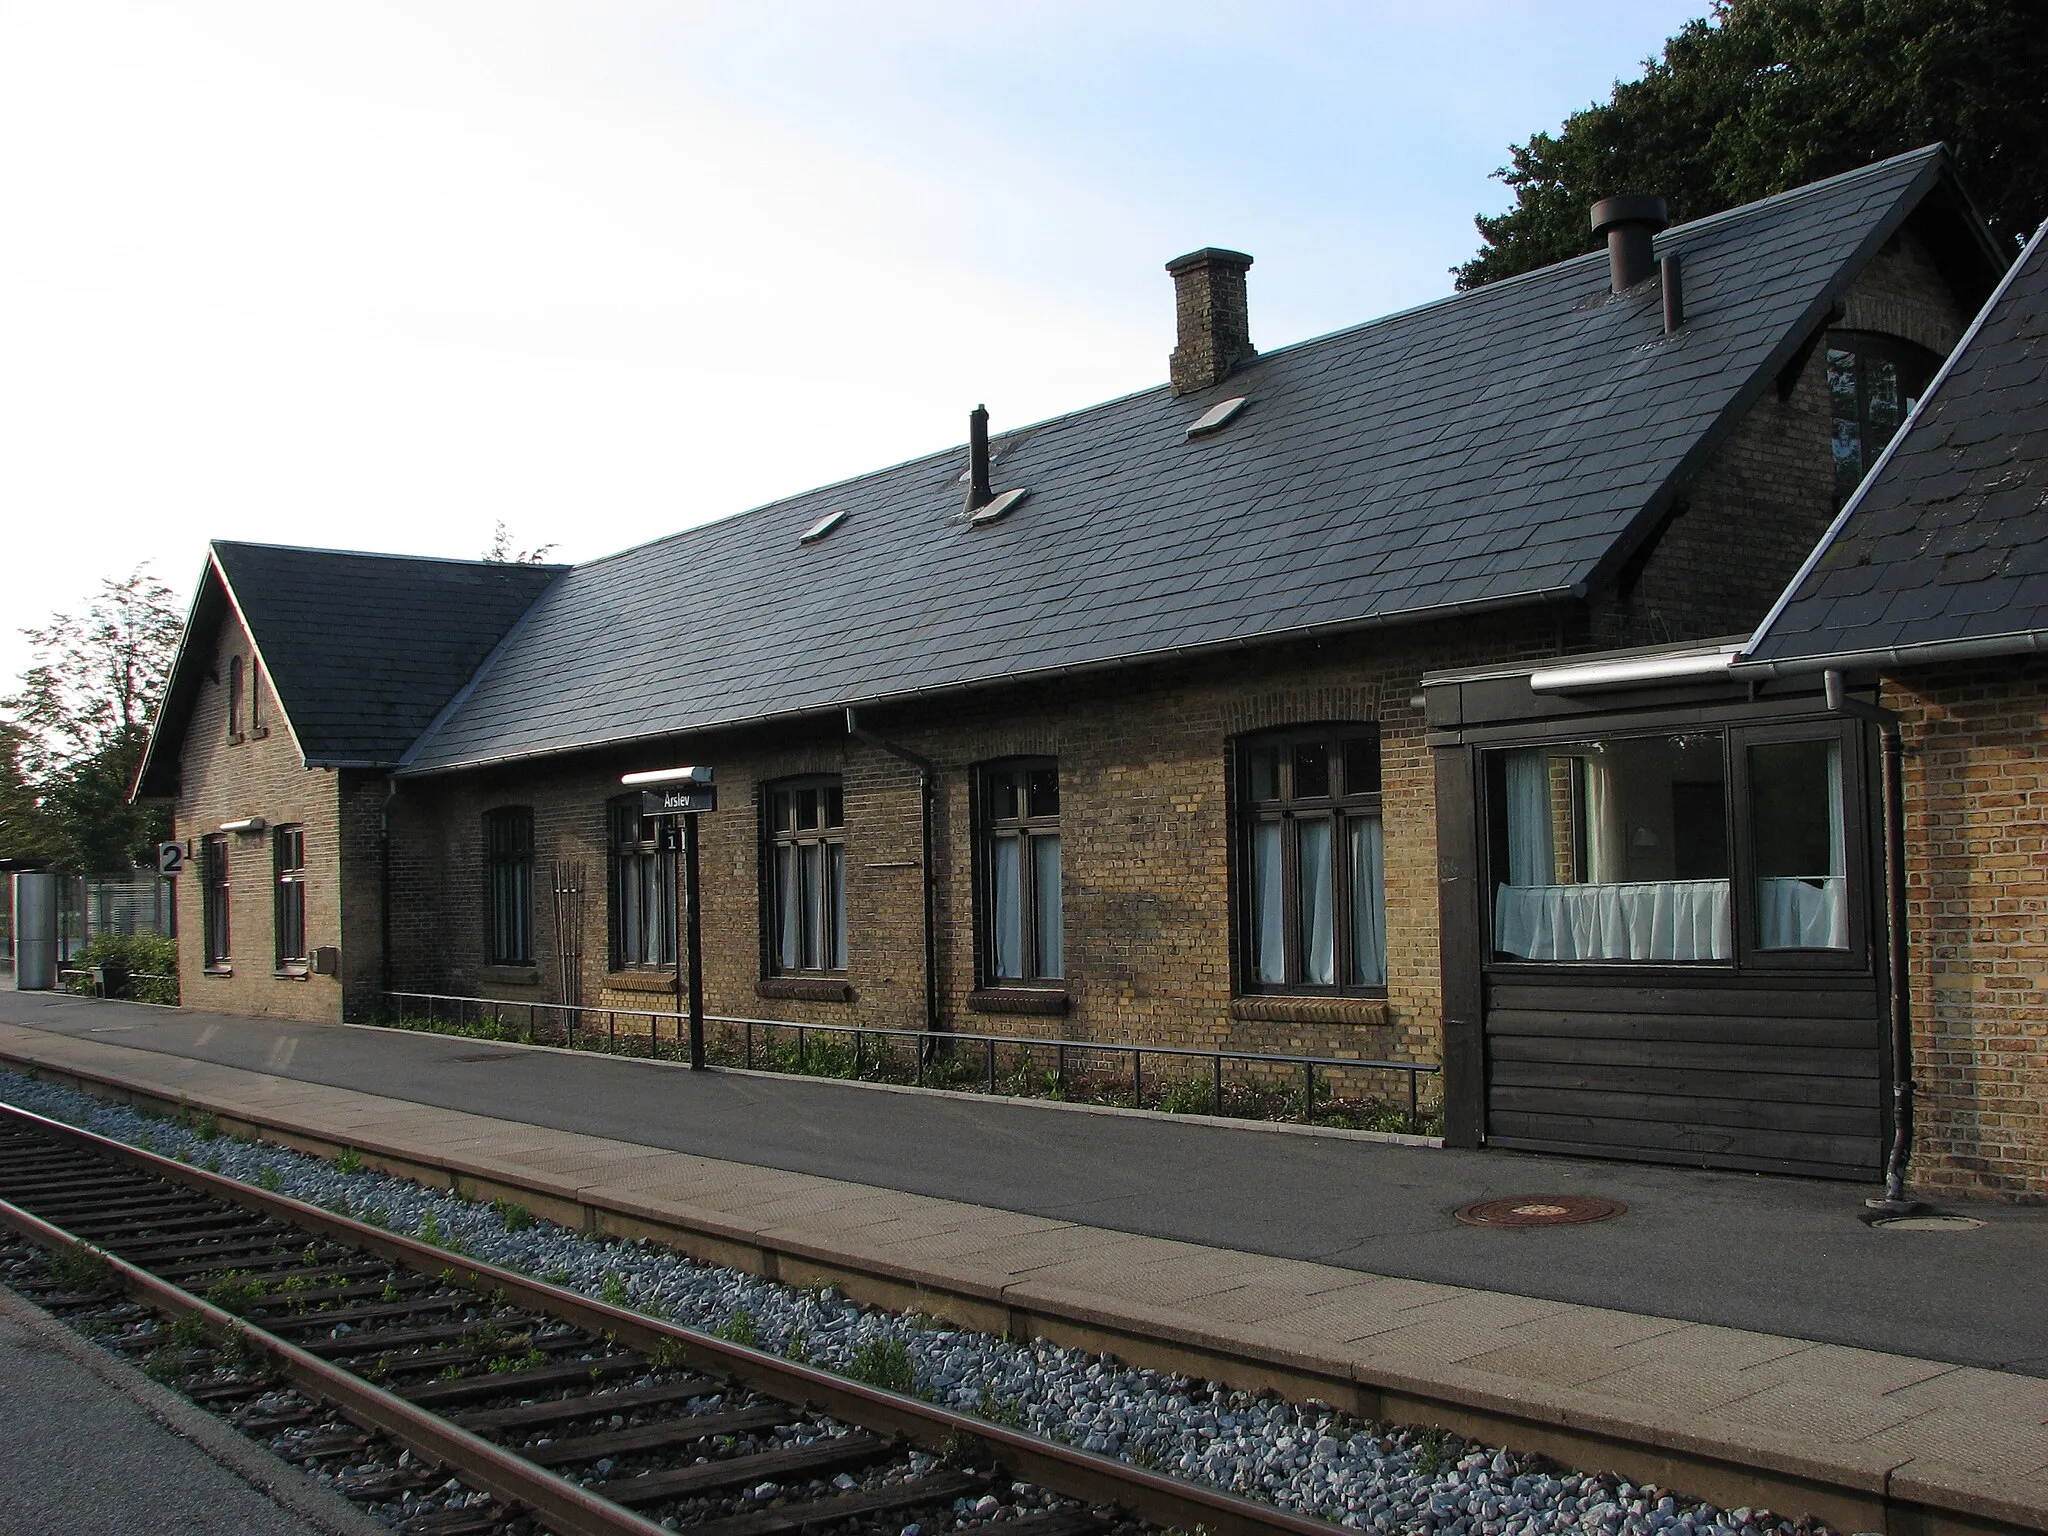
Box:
483, 520, 558, 565
1, 567, 184, 871
1457, 0, 2048, 289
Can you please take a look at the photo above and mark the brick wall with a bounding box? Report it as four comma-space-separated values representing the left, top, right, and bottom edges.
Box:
386, 610, 1565, 1101
1886, 658, 2048, 1199
1589, 225, 1972, 650
172, 611, 346, 1023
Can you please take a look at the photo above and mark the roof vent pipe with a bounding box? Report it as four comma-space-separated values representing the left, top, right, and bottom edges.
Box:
1661, 253, 1685, 333
963, 404, 992, 513
1166, 247, 1255, 395
1590, 194, 1669, 293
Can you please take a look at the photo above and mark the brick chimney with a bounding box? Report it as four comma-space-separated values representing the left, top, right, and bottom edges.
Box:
1166, 247, 1255, 395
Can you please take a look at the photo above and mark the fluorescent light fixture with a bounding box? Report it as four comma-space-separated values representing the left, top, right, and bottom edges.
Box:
218, 817, 266, 834
1186, 396, 1250, 439
799, 510, 848, 545
964, 487, 1029, 526
620, 766, 714, 786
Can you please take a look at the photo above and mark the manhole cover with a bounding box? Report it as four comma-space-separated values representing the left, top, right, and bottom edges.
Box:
1455, 1194, 1628, 1228
1871, 1214, 1985, 1231
450, 1051, 525, 1064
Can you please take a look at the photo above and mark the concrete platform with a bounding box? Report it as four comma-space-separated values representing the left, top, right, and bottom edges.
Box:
0, 1282, 386, 1536
1, 996, 2046, 1535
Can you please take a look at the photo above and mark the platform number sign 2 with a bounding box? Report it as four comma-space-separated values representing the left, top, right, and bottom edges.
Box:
157, 841, 184, 877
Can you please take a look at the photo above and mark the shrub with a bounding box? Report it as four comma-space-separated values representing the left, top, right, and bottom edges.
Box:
65, 934, 179, 1004
714, 1307, 759, 1347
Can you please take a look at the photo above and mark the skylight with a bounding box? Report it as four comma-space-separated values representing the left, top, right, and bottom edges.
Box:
799, 510, 848, 545
1186, 396, 1250, 439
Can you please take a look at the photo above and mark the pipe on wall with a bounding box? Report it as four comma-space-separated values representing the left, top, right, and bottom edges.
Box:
844, 709, 941, 1040
1824, 670, 1918, 1211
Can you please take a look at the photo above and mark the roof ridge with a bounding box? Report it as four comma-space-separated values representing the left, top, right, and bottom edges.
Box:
211, 537, 568, 571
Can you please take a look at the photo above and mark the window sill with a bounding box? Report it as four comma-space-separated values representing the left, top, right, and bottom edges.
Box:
202, 966, 233, 978
250, 727, 269, 740
1231, 995, 1389, 1026
969, 987, 1069, 1016
483, 965, 542, 988
757, 977, 853, 1003
272, 966, 309, 981
226, 733, 246, 747
603, 969, 676, 995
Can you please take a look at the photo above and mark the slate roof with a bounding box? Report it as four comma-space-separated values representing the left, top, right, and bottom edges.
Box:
397, 146, 1971, 775
135, 542, 561, 795
1740, 219, 2048, 671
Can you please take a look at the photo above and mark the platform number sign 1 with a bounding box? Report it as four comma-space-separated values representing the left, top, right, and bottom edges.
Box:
157, 841, 184, 877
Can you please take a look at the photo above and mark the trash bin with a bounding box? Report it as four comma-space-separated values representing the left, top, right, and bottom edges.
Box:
11, 872, 56, 991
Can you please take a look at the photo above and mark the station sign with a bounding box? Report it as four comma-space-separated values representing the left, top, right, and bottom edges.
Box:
157, 841, 185, 876
642, 785, 717, 816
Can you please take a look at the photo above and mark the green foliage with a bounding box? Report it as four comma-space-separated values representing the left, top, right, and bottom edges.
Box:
193, 1111, 219, 1141
492, 1200, 534, 1232
143, 1344, 187, 1384
333, 1147, 363, 1176
256, 1165, 282, 1193
845, 1336, 918, 1394
1458, 0, 2047, 289
61, 935, 179, 1003
47, 1245, 111, 1293
1410, 1425, 1463, 1477
167, 1312, 209, 1349
713, 1307, 759, 1347
419, 1212, 444, 1246
201, 1270, 269, 1314
1158, 1075, 1216, 1115
939, 1428, 988, 1468
975, 1382, 1026, 1429
783, 1328, 812, 1365
600, 1272, 629, 1307
1, 567, 182, 870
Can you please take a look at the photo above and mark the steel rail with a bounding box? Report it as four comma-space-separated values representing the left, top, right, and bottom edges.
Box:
0, 1101, 1342, 1536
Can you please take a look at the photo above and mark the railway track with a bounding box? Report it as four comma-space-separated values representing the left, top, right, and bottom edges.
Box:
0, 1101, 1344, 1536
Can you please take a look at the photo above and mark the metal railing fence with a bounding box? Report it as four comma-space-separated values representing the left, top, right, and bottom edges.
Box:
376, 989, 1441, 1131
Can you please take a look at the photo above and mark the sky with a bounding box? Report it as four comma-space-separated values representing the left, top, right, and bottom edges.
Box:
0, 1, 1707, 688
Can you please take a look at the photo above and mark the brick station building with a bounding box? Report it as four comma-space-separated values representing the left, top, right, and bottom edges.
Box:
136, 147, 2027, 1187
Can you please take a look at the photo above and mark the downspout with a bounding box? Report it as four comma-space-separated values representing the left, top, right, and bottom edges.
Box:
845, 709, 941, 1042
379, 774, 398, 1010
1823, 671, 1922, 1215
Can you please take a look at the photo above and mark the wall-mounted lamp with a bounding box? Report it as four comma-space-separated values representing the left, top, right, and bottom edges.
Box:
218, 817, 266, 834
619, 766, 714, 787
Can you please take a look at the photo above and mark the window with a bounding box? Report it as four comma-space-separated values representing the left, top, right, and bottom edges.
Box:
1828, 333, 1939, 506
1489, 733, 1729, 963
766, 778, 846, 975
273, 825, 306, 967
226, 656, 245, 739
202, 836, 230, 968
1747, 737, 1849, 951
978, 759, 1062, 984
1238, 727, 1385, 993
1484, 725, 1859, 965
250, 660, 266, 735
608, 795, 675, 968
485, 808, 534, 965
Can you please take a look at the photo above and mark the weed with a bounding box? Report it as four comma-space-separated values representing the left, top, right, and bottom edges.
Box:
975, 1383, 1026, 1429
599, 1272, 629, 1307
48, 1246, 111, 1294
356, 1203, 390, 1230
783, 1329, 812, 1365
1411, 1426, 1460, 1477
420, 1212, 444, 1246
334, 1147, 363, 1176
845, 1336, 917, 1394
201, 1271, 270, 1314
939, 1428, 988, 1468
650, 1338, 689, 1372
542, 1267, 572, 1285
202, 1151, 222, 1174
714, 1308, 759, 1347
300, 1245, 321, 1267
437, 1364, 464, 1380
256, 1165, 282, 1193
216, 1324, 262, 1372
380, 1283, 402, 1303
489, 1347, 547, 1373
1158, 1075, 1216, 1115
493, 1199, 534, 1232
167, 1312, 210, 1349
193, 1111, 220, 1141
143, 1344, 187, 1384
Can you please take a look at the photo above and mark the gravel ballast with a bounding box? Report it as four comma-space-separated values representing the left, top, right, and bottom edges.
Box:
0, 1070, 1824, 1536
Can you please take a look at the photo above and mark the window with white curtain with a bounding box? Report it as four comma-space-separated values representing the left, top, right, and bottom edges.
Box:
1489, 733, 1732, 962
978, 759, 1062, 984
1238, 726, 1385, 994
608, 795, 675, 969
1749, 738, 1848, 950
766, 777, 847, 975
